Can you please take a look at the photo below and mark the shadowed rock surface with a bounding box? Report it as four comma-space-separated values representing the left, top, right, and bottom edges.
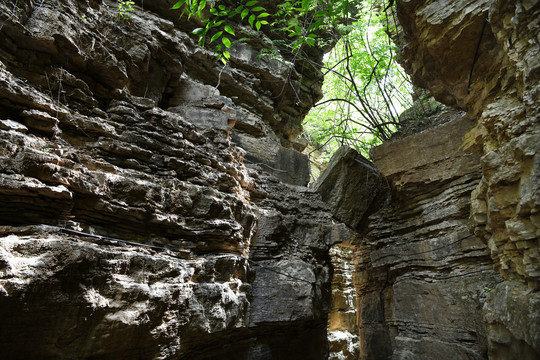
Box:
0, 0, 346, 359
0, 0, 538, 359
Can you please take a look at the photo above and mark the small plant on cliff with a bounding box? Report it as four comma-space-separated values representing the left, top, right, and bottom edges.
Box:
116, 0, 135, 22
172, 0, 272, 64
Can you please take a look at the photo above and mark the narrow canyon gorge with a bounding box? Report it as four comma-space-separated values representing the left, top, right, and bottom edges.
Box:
0, 0, 538, 359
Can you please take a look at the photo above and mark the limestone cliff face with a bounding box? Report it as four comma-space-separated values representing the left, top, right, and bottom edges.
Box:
336, 0, 539, 359
0, 1, 346, 359
396, 0, 539, 357
359, 115, 503, 359
320, 1, 539, 358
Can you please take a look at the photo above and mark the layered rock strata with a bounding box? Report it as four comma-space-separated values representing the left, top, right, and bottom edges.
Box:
339, 115, 500, 359
396, 0, 540, 357
312, 146, 389, 360
0, 0, 345, 358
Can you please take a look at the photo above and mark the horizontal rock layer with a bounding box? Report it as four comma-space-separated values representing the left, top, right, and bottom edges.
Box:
0, 0, 343, 359
356, 115, 502, 359
397, 0, 539, 357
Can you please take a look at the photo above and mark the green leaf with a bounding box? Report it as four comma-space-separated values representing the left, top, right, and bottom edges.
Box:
245, 1, 258, 6
222, 37, 231, 48
251, 6, 265, 12
257, 12, 270, 18
255, 20, 261, 31
302, 0, 309, 11
224, 25, 235, 36
229, 6, 242, 17
171, 1, 185, 10
307, 18, 324, 32
198, 0, 206, 13
259, 20, 269, 25
306, 37, 315, 46
222, 50, 231, 59
248, 14, 256, 27
218, 4, 226, 10
192, 27, 205, 35
241, 8, 249, 19
210, 31, 223, 43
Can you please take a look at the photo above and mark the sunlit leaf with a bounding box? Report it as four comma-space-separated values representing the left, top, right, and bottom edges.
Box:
224, 25, 235, 35
171, 1, 185, 10
210, 31, 223, 43
241, 8, 249, 19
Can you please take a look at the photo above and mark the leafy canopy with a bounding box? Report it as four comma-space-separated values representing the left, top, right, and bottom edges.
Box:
304, 0, 412, 159
171, 0, 362, 62
171, 0, 412, 160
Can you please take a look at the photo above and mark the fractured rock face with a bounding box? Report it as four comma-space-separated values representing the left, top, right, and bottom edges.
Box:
395, 0, 540, 357
0, 1, 344, 359
355, 114, 502, 359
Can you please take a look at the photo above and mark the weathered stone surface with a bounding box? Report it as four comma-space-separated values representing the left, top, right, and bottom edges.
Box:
0, 0, 341, 358
354, 116, 502, 359
483, 280, 540, 359
0, 226, 251, 359
396, 0, 540, 357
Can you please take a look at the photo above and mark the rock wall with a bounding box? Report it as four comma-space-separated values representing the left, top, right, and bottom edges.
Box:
0, 1, 347, 359
1, 0, 538, 359
320, 2, 539, 358
356, 115, 503, 359
396, 0, 539, 357
333, 0, 539, 359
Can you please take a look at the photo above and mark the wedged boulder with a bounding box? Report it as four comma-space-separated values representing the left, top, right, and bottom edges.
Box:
313, 146, 388, 231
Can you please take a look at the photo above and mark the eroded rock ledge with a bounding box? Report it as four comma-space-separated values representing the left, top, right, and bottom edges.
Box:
319, 1, 538, 358
0, 1, 347, 359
